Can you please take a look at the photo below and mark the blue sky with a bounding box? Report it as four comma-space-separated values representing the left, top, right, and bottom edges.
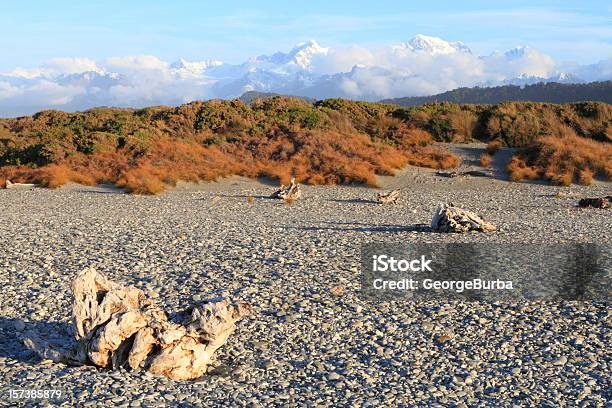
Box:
0, 0, 610, 70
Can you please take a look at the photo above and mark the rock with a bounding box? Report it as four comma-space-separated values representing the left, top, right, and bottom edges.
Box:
14, 319, 26, 331
553, 356, 568, 366
578, 196, 611, 209
327, 372, 341, 381
260, 360, 275, 370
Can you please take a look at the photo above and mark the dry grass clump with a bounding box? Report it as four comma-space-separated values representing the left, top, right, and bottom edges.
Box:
406, 146, 460, 169
116, 165, 166, 195
578, 169, 594, 186
486, 140, 502, 155
479, 154, 493, 167
508, 130, 611, 185
507, 157, 540, 182
447, 110, 478, 142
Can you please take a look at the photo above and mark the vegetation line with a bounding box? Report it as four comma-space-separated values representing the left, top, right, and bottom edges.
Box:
0, 97, 610, 193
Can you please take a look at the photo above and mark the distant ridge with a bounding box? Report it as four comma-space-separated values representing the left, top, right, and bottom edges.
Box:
381, 81, 612, 106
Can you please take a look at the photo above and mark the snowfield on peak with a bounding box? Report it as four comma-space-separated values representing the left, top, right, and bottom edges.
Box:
395, 34, 472, 55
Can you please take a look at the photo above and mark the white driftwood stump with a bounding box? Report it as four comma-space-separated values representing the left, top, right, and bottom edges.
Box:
5, 179, 37, 189
376, 189, 400, 204
270, 177, 302, 200
23, 267, 251, 380
431, 203, 496, 233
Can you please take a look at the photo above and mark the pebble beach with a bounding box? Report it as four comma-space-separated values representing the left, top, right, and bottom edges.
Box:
0, 146, 610, 407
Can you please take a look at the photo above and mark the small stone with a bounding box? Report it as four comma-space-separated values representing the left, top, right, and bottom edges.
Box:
327, 372, 341, 381
260, 359, 274, 370
14, 320, 26, 331
553, 356, 568, 366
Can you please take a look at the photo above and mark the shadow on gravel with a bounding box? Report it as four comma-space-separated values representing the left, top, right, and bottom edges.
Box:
327, 198, 378, 204
0, 317, 72, 365
220, 194, 274, 199
79, 190, 126, 195
281, 221, 431, 233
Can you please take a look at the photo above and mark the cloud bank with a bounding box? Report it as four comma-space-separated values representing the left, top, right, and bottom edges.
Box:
0, 35, 609, 117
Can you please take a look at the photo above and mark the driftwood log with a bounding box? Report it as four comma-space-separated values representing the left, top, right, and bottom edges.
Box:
5, 180, 37, 189
578, 196, 611, 209
436, 171, 491, 178
270, 177, 302, 200
376, 189, 400, 204
431, 203, 496, 233
23, 267, 251, 380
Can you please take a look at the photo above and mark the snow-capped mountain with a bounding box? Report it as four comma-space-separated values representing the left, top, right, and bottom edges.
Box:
394, 34, 472, 55
253, 40, 329, 70
0, 34, 605, 116
170, 58, 223, 77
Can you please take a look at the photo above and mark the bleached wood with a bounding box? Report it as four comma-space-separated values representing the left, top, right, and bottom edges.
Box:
376, 189, 400, 204
431, 203, 496, 233
5, 180, 37, 189
24, 267, 251, 380
270, 177, 302, 200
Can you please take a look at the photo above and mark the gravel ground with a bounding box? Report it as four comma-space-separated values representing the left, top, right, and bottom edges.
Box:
0, 147, 610, 407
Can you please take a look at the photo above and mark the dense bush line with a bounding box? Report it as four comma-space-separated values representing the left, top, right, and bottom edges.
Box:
0, 97, 609, 193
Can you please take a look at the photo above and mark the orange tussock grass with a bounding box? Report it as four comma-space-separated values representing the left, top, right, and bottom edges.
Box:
479, 154, 493, 168
0, 99, 464, 194
486, 140, 502, 155
509, 131, 611, 185
1, 164, 96, 189
578, 169, 594, 186
507, 157, 540, 182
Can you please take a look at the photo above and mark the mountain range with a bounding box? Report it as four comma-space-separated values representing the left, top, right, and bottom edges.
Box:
0, 34, 610, 116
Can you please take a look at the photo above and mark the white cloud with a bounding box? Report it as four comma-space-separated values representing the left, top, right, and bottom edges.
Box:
44, 57, 102, 75
0, 37, 609, 116
105, 55, 168, 72
0, 79, 85, 106
311, 45, 376, 74
572, 57, 612, 82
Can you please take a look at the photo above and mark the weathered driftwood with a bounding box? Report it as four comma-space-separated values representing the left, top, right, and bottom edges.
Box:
270, 177, 302, 200
23, 267, 251, 380
5, 179, 37, 189
436, 170, 491, 178
431, 203, 496, 233
578, 196, 611, 209
436, 171, 459, 178
376, 189, 400, 204
462, 170, 492, 178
